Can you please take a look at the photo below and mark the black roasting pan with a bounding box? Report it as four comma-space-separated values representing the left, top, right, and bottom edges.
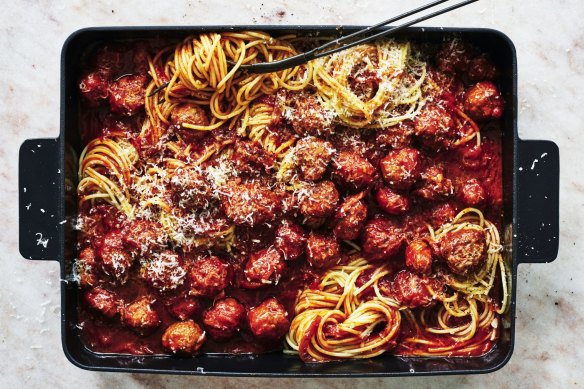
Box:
18, 26, 559, 376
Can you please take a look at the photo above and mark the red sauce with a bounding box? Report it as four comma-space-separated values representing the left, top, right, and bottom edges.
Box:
76, 37, 504, 358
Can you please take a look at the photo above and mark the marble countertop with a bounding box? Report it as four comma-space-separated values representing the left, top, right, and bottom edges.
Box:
1, 0, 583, 387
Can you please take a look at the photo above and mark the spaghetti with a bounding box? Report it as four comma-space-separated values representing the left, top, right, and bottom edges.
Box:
75, 33, 508, 360
286, 257, 402, 361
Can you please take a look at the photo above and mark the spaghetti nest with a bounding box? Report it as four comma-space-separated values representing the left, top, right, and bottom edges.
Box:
145, 31, 312, 141
285, 257, 402, 362
313, 40, 427, 129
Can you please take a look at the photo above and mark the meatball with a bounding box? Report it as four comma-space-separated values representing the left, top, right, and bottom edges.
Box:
122, 296, 161, 334
77, 246, 99, 287
306, 231, 341, 269
247, 297, 290, 342
170, 103, 210, 129
202, 298, 246, 341
332, 193, 368, 240
413, 166, 454, 201
143, 251, 187, 292
243, 246, 286, 288
95, 45, 124, 77
295, 137, 334, 181
132, 41, 151, 74
428, 202, 457, 228
97, 230, 133, 281
286, 92, 333, 136
468, 55, 498, 82
170, 166, 213, 209
83, 287, 121, 319
332, 151, 376, 190
376, 187, 410, 215
123, 220, 166, 254
169, 297, 201, 320
459, 178, 487, 207
188, 256, 231, 297
171, 104, 210, 143
362, 216, 405, 261
298, 181, 339, 227
274, 219, 306, 260
108, 74, 148, 116
463, 81, 504, 122
405, 240, 433, 274
222, 181, 282, 227
414, 104, 457, 150
380, 148, 422, 190
435, 39, 472, 74
348, 60, 380, 99
388, 271, 441, 309
162, 320, 206, 354
375, 121, 414, 150
79, 71, 109, 106
439, 228, 487, 275
233, 139, 276, 174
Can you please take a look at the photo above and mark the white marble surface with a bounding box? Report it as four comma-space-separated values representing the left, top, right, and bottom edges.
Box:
1, 0, 583, 387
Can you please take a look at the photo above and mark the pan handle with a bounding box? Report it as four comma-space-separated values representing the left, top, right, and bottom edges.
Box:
19, 138, 63, 261
515, 139, 559, 263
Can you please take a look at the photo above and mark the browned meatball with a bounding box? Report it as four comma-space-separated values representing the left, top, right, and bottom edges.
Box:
332, 193, 368, 240
428, 202, 457, 228
298, 181, 339, 227
286, 92, 333, 136
413, 165, 454, 201
202, 298, 246, 341
362, 216, 405, 261
459, 178, 487, 207
169, 297, 201, 321
233, 139, 276, 174
170, 166, 213, 209
171, 103, 210, 129
332, 151, 376, 190
170, 103, 210, 142
348, 59, 380, 99
77, 246, 99, 288
306, 231, 341, 269
375, 121, 414, 150
468, 55, 498, 82
79, 71, 109, 106
376, 187, 410, 215
380, 148, 422, 190
97, 230, 133, 281
188, 256, 231, 297
108, 74, 148, 116
84, 287, 121, 319
405, 240, 433, 275
123, 220, 166, 254
162, 320, 206, 354
243, 246, 286, 288
435, 39, 472, 74
295, 137, 334, 181
95, 45, 124, 77
132, 41, 151, 74
439, 229, 487, 275
143, 251, 187, 292
122, 296, 161, 334
387, 271, 442, 309
464, 81, 504, 122
274, 219, 307, 260
222, 181, 282, 227
414, 104, 457, 150
247, 297, 290, 342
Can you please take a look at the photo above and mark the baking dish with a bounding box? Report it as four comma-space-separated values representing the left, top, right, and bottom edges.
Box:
18, 25, 559, 376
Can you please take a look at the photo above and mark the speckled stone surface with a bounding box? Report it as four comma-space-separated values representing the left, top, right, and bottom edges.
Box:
1, 0, 583, 387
